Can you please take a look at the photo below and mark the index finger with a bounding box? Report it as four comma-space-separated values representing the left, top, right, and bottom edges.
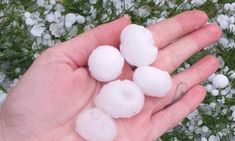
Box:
56, 16, 131, 67
148, 10, 208, 49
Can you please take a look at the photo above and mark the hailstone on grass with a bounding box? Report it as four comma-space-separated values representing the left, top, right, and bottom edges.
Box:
75, 108, 117, 141
133, 66, 172, 97
95, 80, 145, 118
120, 24, 158, 67
65, 13, 77, 28
0, 91, 7, 107
212, 74, 229, 89
88, 45, 124, 82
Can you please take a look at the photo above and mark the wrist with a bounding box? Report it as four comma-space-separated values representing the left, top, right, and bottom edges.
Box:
0, 118, 5, 141
0, 114, 10, 141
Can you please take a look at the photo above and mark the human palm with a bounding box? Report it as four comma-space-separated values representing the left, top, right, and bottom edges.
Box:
0, 10, 221, 141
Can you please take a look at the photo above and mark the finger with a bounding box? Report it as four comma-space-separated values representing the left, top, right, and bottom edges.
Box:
173, 55, 219, 91
55, 16, 131, 67
152, 24, 222, 73
148, 10, 208, 49
117, 62, 133, 80
147, 55, 219, 113
150, 85, 206, 139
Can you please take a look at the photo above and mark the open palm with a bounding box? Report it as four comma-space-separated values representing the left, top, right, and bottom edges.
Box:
0, 10, 221, 141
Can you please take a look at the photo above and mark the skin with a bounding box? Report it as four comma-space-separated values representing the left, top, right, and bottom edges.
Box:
0, 10, 222, 141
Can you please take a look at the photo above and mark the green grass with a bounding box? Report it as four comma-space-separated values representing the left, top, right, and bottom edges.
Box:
0, 1, 36, 79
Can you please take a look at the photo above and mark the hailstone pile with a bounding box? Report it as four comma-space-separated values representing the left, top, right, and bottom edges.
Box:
75, 24, 172, 141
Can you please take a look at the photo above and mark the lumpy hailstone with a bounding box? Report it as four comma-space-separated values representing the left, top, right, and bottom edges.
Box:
212, 74, 229, 89
120, 24, 158, 67
88, 45, 124, 82
75, 108, 117, 141
133, 66, 172, 97
95, 80, 145, 118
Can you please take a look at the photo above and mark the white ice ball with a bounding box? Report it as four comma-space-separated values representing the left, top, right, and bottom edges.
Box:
95, 80, 145, 118
212, 74, 229, 89
133, 66, 172, 97
88, 46, 124, 82
120, 24, 158, 67
120, 24, 154, 45
75, 108, 117, 141
76, 15, 86, 24
0, 91, 7, 107
65, 13, 77, 28
211, 89, 219, 96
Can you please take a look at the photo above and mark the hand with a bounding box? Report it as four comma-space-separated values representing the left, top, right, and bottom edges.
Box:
0, 10, 221, 141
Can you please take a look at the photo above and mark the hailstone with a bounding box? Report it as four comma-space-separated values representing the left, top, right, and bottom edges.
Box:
88, 45, 124, 82
133, 66, 172, 97
95, 80, 145, 118
120, 24, 158, 67
75, 108, 117, 141
212, 74, 229, 89
0, 91, 7, 107
65, 13, 77, 28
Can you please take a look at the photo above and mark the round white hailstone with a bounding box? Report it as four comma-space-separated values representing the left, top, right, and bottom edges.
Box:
230, 72, 235, 79
24, 12, 31, 18
230, 17, 235, 24
191, 0, 206, 6
0, 91, 7, 107
120, 24, 158, 67
89, 0, 98, 4
210, 102, 216, 108
36, 0, 45, 7
198, 120, 203, 125
205, 84, 213, 92
202, 126, 209, 133
219, 37, 229, 48
76, 15, 86, 24
217, 15, 229, 29
219, 20, 229, 29
224, 3, 231, 11
217, 15, 229, 23
75, 108, 117, 141
208, 135, 220, 141
88, 46, 124, 82
30, 24, 45, 37
95, 80, 145, 118
211, 89, 219, 96
232, 111, 235, 121
46, 13, 55, 23
201, 137, 207, 141
54, 11, 61, 18
220, 90, 228, 95
229, 24, 235, 33
25, 18, 35, 26
133, 66, 172, 97
65, 13, 77, 28
212, 74, 229, 89
15, 68, 21, 73
49, 0, 56, 5
120, 24, 154, 45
